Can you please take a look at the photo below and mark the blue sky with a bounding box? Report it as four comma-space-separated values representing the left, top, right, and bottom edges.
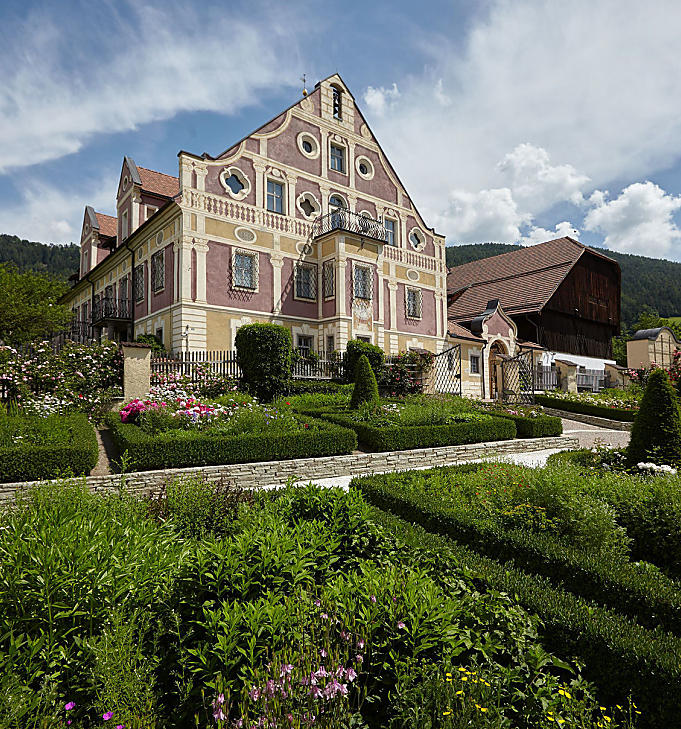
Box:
2, 0, 681, 260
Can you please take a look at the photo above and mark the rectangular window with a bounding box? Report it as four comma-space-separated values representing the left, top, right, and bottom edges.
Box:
353, 265, 372, 300
266, 180, 284, 213
155, 328, 164, 345
121, 210, 128, 239
151, 250, 165, 293
470, 354, 480, 374
357, 335, 371, 343
133, 265, 145, 302
146, 205, 158, 220
330, 144, 345, 173
295, 262, 317, 300
326, 334, 335, 353
406, 287, 422, 319
322, 260, 335, 298
297, 334, 314, 356
119, 276, 128, 302
384, 219, 396, 246
233, 250, 258, 290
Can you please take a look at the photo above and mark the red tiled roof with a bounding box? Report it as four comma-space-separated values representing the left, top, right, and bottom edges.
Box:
446, 237, 613, 322
448, 322, 483, 341
95, 212, 117, 238
137, 166, 179, 198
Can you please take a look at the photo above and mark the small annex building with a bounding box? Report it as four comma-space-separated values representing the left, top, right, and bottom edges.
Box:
627, 327, 681, 370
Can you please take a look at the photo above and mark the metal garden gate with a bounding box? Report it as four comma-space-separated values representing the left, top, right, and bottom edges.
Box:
501, 350, 535, 404
430, 343, 462, 395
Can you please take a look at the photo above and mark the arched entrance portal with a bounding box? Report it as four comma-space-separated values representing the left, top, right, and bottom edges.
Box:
488, 340, 508, 400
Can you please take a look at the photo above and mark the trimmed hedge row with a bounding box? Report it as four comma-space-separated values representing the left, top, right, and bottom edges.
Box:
367, 505, 681, 729
314, 411, 516, 451
284, 380, 347, 395
106, 414, 357, 471
486, 411, 563, 438
535, 394, 637, 421
354, 472, 681, 635
0, 414, 98, 483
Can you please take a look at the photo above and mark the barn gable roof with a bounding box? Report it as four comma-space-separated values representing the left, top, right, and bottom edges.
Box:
446, 237, 618, 322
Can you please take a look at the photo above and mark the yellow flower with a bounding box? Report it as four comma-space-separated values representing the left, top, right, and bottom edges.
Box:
455, 690, 464, 696
446, 672, 452, 677
442, 711, 452, 716
458, 667, 467, 672
461, 676, 468, 682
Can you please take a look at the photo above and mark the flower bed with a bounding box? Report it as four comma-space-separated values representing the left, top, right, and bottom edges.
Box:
536, 392, 639, 421
0, 478, 637, 728
107, 393, 357, 470
0, 413, 98, 482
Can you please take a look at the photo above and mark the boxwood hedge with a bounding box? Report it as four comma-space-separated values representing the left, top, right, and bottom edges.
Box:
354, 471, 681, 635
535, 394, 637, 421
0, 413, 98, 483
106, 414, 357, 471
488, 411, 563, 438
368, 505, 681, 729
314, 411, 516, 451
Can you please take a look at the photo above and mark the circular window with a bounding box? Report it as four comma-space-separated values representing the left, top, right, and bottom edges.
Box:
296, 192, 321, 220
235, 227, 257, 243
408, 228, 426, 251
297, 132, 320, 159
219, 167, 251, 200
355, 155, 374, 180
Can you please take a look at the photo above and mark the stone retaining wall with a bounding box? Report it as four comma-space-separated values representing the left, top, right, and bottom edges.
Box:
541, 407, 633, 431
0, 435, 578, 503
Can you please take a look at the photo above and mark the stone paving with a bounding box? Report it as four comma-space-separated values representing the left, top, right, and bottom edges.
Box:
559, 417, 630, 450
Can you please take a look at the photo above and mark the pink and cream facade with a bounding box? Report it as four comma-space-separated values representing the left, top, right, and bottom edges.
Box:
63, 75, 448, 354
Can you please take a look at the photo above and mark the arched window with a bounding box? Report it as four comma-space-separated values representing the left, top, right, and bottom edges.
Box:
329, 194, 346, 209
331, 85, 342, 120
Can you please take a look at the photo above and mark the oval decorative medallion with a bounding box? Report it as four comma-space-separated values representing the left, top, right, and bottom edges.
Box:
407, 269, 419, 282
235, 227, 256, 243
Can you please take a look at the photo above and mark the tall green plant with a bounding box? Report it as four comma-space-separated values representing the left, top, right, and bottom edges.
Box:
343, 339, 384, 383
235, 323, 292, 401
627, 368, 681, 467
350, 354, 380, 409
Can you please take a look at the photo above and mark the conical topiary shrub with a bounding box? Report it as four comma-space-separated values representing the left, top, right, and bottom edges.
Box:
350, 354, 380, 409
627, 368, 681, 467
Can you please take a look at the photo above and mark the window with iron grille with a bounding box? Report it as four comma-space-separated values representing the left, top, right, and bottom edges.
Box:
151, 250, 165, 293
353, 265, 372, 300
322, 260, 335, 298
470, 354, 480, 374
406, 287, 422, 319
295, 262, 317, 300
233, 249, 258, 290
297, 334, 314, 356
133, 265, 145, 302
119, 276, 128, 302
330, 144, 345, 173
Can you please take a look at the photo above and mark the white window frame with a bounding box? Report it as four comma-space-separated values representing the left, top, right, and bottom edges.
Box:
232, 248, 259, 292
329, 143, 346, 174
384, 218, 397, 246
297, 132, 320, 159
220, 166, 251, 201
322, 260, 335, 299
353, 263, 372, 301
405, 287, 422, 320
294, 261, 317, 301
121, 210, 129, 240
151, 249, 165, 293
355, 155, 374, 180
266, 179, 285, 214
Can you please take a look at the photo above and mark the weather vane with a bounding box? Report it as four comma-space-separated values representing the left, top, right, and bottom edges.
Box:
301, 74, 308, 97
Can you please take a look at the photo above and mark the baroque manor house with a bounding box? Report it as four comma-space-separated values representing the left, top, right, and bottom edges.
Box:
64, 75, 449, 355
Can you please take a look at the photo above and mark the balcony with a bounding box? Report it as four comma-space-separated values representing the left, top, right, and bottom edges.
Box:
91, 297, 132, 324
312, 210, 387, 243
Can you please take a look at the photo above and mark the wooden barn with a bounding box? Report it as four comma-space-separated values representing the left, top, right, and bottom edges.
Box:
446, 237, 621, 358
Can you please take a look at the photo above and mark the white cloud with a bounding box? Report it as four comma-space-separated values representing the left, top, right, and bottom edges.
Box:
498, 144, 590, 210
0, 176, 116, 245
519, 221, 580, 247
363, 84, 401, 117
583, 181, 681, 258
434, 187, 530, 244
0, 2, 304, 172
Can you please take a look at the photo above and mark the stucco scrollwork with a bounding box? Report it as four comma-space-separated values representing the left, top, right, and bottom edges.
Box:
408, 227, 426, 252
219, 166, 251, 201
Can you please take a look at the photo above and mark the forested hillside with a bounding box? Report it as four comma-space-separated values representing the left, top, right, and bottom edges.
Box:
0, 234, 79, 280
446, 243, 681, 328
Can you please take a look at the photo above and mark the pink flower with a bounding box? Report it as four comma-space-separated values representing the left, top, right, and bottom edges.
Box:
64, 702, 76, 711
103, 711, 114, 721
346, 668, 357, 682
397, 621, 406, 630
370, 595, 377, 604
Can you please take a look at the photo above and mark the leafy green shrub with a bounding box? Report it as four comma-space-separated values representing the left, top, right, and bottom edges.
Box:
342, 339, 384, 383
627, 368, 681, 467
235, 323, 292, 401
320, 411, 516, 451
135, 333, 165, 352
106, 412, 357, 470
488, 411, 563, 437
369, 505, 680, 729
273, 386, 353, 412
0, 413, 98, 482
285, 379, 346, 395
536, 393, 637, 421
378, 350, 434, 396
350, 354, 380, 409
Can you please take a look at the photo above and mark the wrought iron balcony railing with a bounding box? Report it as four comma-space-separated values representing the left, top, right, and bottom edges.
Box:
312, 210, 387, 243
91, 297, 132, 323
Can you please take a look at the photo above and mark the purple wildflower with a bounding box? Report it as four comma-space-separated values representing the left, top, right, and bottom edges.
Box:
64, 702, 76, 711
103, 712, 114, 721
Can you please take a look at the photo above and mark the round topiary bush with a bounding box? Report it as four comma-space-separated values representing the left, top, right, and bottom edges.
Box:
343, 339, 384, 383
627, 368, 681, 467
235, 323, 292, 401
350, 354, 380, 409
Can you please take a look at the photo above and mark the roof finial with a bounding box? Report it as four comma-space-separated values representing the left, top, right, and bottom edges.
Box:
301, 74, 308, 97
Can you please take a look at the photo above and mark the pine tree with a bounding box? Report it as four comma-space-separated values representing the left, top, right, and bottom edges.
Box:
627, 368, 681, 467
350, 354, 380, 409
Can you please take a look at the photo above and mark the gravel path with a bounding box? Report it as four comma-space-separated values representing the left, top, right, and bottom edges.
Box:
559, 417, 630, 449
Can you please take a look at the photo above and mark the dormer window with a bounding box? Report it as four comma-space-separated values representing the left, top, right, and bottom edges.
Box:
331, 85, 342, 120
